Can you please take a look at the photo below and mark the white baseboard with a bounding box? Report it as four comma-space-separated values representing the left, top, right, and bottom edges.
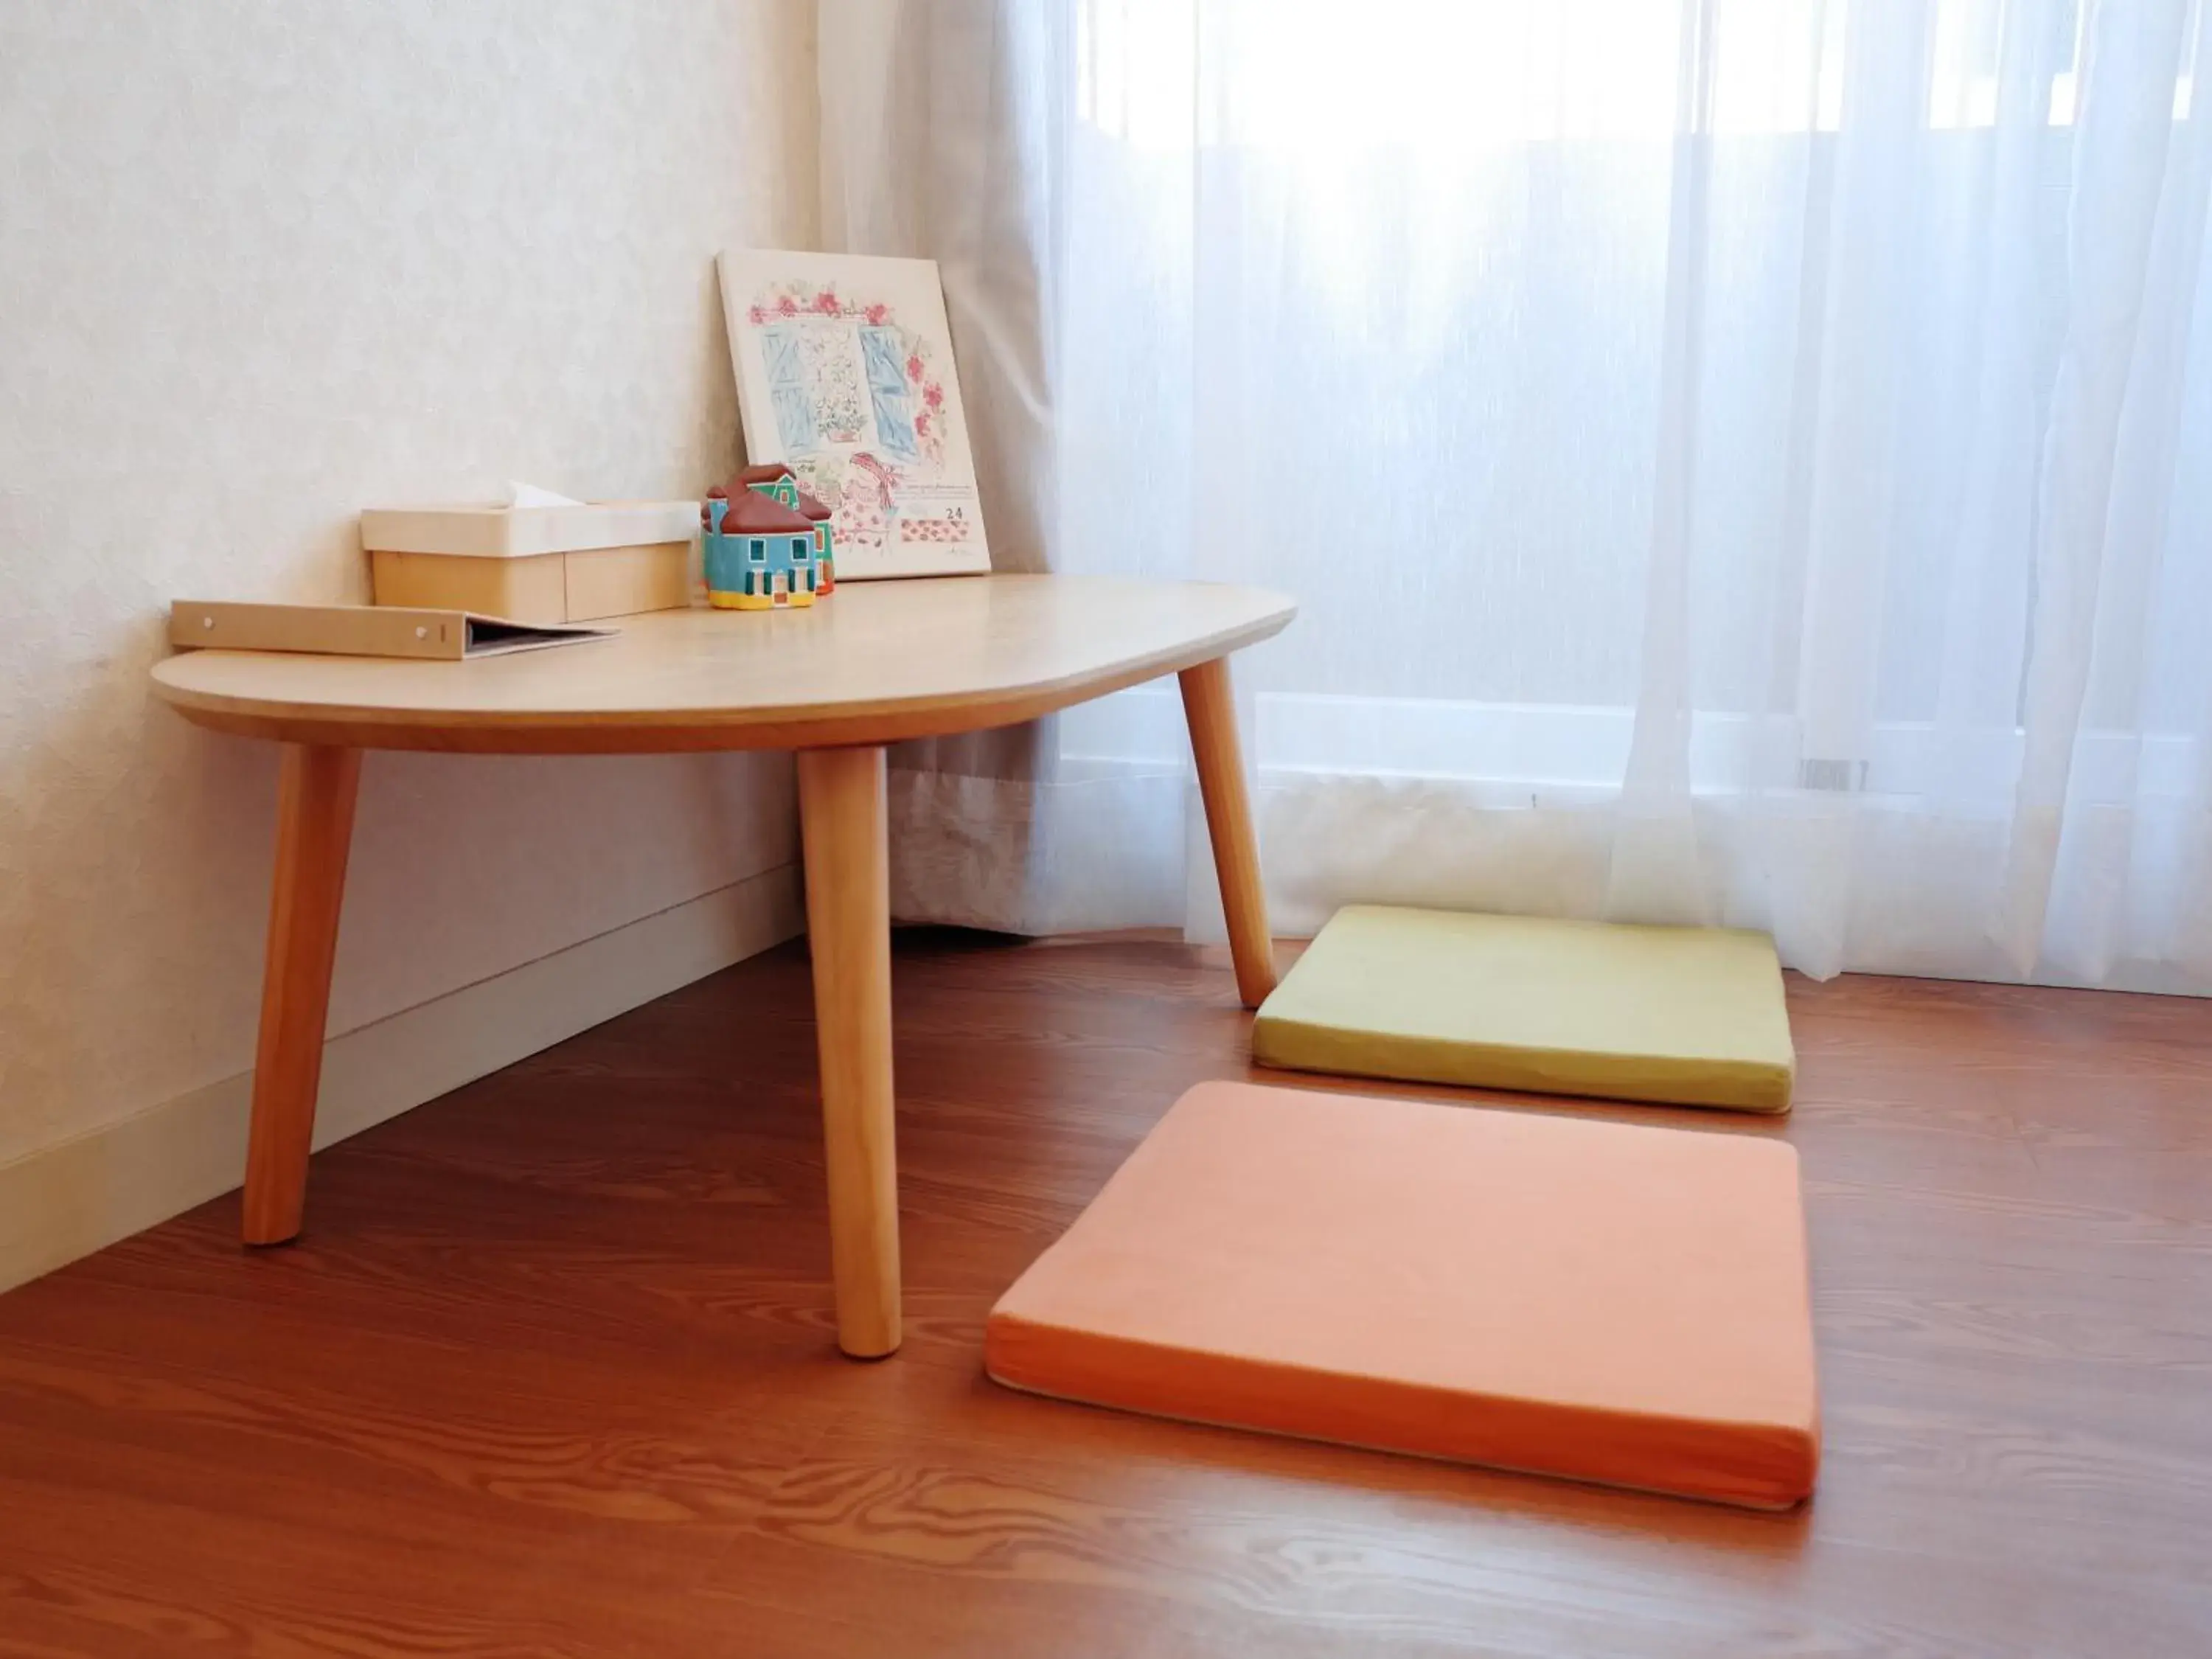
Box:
0, 862, 805, 1294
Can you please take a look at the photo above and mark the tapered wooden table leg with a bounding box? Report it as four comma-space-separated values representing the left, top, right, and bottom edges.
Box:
796, 744, 902, 1359
1179, 656, 1278, 1008
242, 743, 362, 1245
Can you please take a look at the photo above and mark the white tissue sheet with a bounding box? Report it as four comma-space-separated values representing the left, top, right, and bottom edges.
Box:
502, 481, 585, 509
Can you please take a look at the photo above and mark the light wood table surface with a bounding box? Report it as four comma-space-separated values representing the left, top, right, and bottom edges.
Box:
153, 574, 1295, 1357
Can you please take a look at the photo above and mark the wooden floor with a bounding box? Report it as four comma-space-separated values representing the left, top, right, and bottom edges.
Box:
3, 933, 2210, 1658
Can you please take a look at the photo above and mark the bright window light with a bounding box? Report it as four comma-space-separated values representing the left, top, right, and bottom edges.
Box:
1077, 0, 2200, 145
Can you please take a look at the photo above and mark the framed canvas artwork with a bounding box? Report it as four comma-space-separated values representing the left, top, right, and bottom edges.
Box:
717, 248, 991, 580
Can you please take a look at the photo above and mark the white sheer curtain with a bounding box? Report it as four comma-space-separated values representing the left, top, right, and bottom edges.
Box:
821, 0, 2212, 990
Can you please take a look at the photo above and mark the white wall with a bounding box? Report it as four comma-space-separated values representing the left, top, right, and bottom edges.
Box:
0, 3, 819, 1241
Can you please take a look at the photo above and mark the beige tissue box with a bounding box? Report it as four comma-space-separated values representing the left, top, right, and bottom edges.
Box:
361, 501, 698, 625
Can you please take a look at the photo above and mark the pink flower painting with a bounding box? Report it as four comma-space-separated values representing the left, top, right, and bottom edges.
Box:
725, 251, 987, 571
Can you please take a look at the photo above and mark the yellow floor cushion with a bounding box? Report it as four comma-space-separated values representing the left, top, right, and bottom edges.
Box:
1252, 905, 1796, 1113
987, 1080, 1820, 1509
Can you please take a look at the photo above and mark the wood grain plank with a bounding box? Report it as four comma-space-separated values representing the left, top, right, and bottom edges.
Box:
3, 936, 2210, 1656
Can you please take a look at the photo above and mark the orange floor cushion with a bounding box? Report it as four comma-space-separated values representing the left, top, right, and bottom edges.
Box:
986, 1081, 1820, 1509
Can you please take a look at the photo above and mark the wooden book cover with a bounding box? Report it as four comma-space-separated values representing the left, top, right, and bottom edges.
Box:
168, 602, 615, 661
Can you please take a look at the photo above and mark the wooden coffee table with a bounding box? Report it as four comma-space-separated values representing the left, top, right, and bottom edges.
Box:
153, 574, 1295, 1357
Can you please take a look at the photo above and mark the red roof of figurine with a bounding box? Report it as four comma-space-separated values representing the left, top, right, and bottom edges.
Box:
735, 463, 795, 487
717, 490, 815, 535
794, 489, 830, 522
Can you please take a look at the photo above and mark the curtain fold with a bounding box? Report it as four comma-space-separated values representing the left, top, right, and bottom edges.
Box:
818, 0, 1074, 932
821, 0, 2212, 990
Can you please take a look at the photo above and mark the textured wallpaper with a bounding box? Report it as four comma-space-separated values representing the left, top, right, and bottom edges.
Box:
0, 0, 819, 1165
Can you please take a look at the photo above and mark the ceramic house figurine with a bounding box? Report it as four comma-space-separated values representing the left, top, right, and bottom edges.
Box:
738, 463, 835, 594
704, 487, 821, 610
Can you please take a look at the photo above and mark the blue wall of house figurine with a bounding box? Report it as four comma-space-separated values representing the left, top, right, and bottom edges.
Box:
701, 465, 837, 611
738, 463, 835, 593
702, 475, 822, 611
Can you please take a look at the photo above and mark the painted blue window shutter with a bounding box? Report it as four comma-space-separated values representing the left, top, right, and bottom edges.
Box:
858, 326, 919, 463
762, 325, 818, 451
